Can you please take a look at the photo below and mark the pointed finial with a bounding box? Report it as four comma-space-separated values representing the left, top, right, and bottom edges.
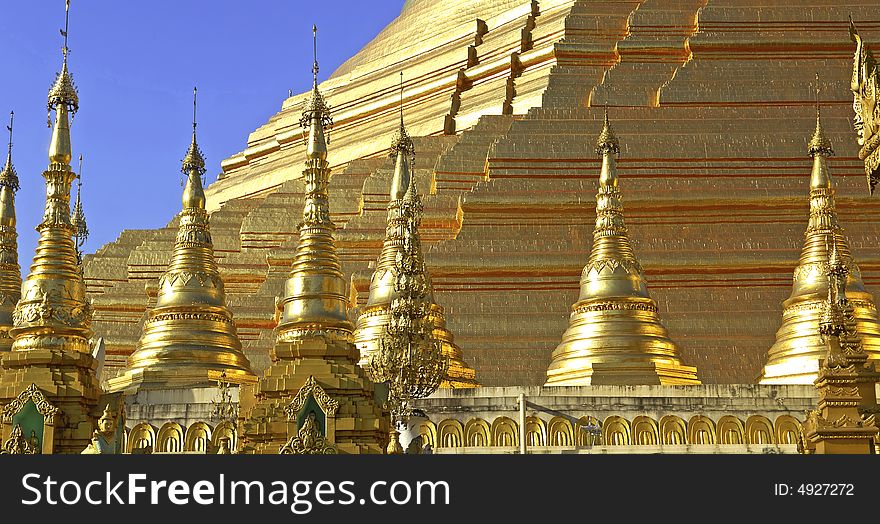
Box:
72, 154, 88, 249
808, 72, 834, 157
48, 0, 79, 117
0, 111, 18, 191
596, 107, 620, 155
61, 0, 70, 63
400, 72, 404, 129
182, 86, 206, 174
312, 24, 319, 88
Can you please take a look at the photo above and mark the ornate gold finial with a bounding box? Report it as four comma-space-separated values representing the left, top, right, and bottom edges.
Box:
181, 87, 206, 176
596, 107, 620, 156
389, 72, 415, 199
546, 120, 699, 385
809, 73, 834, 158
71, 154, 88, 257
48, 0, 78, 123
301, 25, 332, 160
1, 112, 19, 191
849, 18, 880, 194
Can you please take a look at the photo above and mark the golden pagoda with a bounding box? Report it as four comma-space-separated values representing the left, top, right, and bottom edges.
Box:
544, 111, 699, 386
0, 111, 21, 352
354, 74, 477, 388
107, 88, 256, 392
760, 96, 880, 384
0, 1, 101, 453
239, 27, 384, 454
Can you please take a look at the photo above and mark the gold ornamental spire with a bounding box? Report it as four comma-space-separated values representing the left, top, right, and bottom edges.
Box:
10, 0, 92, 353
545, 112, 699, 385
0, 111, 21, 351
71, 155, 88, 262
760, 84, 880, 384
275, 25, 353, 341
107, 88, 255, 391
354, 73, 477, 388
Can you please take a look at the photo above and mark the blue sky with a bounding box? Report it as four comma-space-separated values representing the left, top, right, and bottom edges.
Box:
0, 0, 401, 272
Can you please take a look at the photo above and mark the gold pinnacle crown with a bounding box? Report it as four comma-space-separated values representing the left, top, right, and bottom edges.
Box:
809, 74, 834, 157
596, 108, 620, 155
1, 111, 18, 190
48, 2, 78, 115
181, 87, 206, 174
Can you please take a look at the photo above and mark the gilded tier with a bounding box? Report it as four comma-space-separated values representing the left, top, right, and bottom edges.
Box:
0, 113, 21, 351
354, 112, 477, 388
545, 113, 699, 386
108, 126, 255, 391
760, 114, 880, 384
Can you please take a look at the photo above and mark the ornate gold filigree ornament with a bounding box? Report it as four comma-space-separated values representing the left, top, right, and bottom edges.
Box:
368, 77, 449, 453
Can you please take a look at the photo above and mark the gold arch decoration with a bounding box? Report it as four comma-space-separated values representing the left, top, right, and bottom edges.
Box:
212, 420, 237, 451
437, 419, 463, 448
603, 416, 631, 446
127, 423, 157, 454
548, 417, 573, 446
419, 419, 437, 449
775, 415, 802, 445
745, 416, 775, 445
716, 416, 745, 445
688, 416, 716, 445
575, 415, 602, 446
491, 417, 519, 447
659, 415, 687, 445
632, 416, 659, 446
185, 421, 212, 453
524, 416, 546, 447
156, 422, 185, 453
464, 418, 490, 447
1, 383, 60, 455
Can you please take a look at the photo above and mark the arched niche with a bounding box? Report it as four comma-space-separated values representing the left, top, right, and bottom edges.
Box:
659, 415, 687, 445
211, 420, 237, 451
745, 416, 775, 445
419, 420, 437, 449
491, 417, 519, 447
437, 419, 463, 449
775, 415, 802, 445
156, 422, 185, 453
185, 421, 212, 453
127, 422, 157, 454
688, 416, 716, 445
716, 416, 745, 445
548, 417, 573, 447
603, 416, 631, 446
464, 418, 490, 447
632, 416, 659, 446
575, 416, 602, 446
524, 416, 546, 447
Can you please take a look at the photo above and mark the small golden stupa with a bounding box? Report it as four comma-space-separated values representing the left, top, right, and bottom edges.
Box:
0, 111, 21, 351
107, 89, 256, 392
760, 101, 880, 384
240, 27, 384, 454
545, 111, 700, 386
354, 75, 477, 388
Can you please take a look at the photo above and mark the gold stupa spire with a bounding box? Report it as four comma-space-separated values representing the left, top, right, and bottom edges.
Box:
275, 26, 353, 341
70, 155, 88, 264
10, 0, 92, 353
242, 26, 385, 454
0, 111, 21, 351
760, 78, 880, 384
107, 87, 255, 391
354, 73, 477, 387
545, 111, 700, 385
